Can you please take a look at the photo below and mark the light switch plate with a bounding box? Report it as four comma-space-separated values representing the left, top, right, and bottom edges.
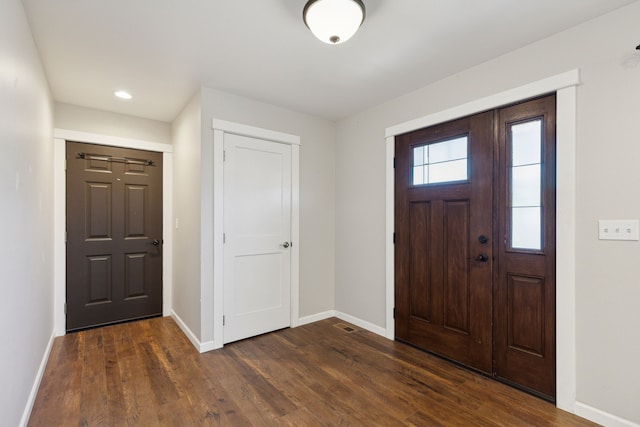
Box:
598, 220, 639, 241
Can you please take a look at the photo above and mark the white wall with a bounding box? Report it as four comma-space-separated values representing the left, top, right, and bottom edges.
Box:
335, 2, 640, 425
171, 92, 203, 339
0, 1, 54, 425
199, 87, 337, 343
55, 102, 171, 144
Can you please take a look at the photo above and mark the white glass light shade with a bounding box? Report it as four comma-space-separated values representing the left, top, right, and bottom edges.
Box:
114, 90, 132, 100
303, 0, 365, 45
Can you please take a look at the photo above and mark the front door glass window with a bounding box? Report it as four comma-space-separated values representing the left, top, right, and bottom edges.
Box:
412, 136, 468, 185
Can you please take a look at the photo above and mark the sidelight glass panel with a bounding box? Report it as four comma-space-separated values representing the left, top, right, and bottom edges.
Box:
412, 136, 468, 185
512, 207, 541, 250
512, 121, 541, 166
511, 164, 541, 207
510, 119, 543, 251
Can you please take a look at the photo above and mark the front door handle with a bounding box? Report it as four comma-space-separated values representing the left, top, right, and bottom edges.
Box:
152, 239, 161, 246
475, 254, 489, 262
280, 242, 290, 248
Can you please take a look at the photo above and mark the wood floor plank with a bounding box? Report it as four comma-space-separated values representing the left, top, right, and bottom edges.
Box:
78, 328, 110, 426
113, 323, 160, 426
29, 317, 598, 426
102, 326, 127, 427
28, 332, 84, 426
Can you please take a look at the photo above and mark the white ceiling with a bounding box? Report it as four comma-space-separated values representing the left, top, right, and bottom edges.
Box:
22, 0, 638, 122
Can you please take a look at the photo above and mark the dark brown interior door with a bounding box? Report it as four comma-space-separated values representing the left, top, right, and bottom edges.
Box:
66, 142, 163, 331
494, 95, 556, 400
395, 111, 494, 373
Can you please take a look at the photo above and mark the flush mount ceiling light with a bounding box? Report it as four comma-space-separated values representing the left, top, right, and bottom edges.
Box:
114, 90, 132, 100
303, 0, 365, 45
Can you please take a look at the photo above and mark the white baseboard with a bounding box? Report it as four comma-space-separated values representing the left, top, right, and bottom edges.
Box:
297, 310, 335, 326
170, 310, 221, 353
296, 310, 388, 338
334, 311, 388, 338
575, 402, 639, 427
20, 331, 56, 427
199, 340, 219, 353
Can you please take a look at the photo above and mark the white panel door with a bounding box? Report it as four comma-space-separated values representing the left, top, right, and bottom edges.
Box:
223, 133, 292, 344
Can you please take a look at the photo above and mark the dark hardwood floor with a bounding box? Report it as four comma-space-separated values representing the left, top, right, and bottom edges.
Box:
29, 317, 596, 426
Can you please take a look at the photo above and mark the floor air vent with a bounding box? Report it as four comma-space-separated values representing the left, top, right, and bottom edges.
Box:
334, 323, 357, 333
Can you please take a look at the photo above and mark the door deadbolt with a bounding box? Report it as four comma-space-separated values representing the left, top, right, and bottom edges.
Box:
475, 254, 489, 262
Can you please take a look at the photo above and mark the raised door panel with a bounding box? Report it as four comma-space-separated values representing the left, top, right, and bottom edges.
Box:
86, 183, 112, 240
86, 255, 112, 304
409, 201, 431, 322
125, 185, 148, 239
507, 274, 545, 357
443, 200, 470, 335
125, 253, 148, 299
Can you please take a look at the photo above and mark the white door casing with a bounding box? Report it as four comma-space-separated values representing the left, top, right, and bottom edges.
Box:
212, 119, 300, 350
223, 134, 292, 343
53, 129, 173, 337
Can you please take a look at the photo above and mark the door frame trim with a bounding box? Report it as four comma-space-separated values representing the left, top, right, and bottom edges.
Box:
211, 119, 300, 350
384, 69, 580, 413
53, 129, 173, 336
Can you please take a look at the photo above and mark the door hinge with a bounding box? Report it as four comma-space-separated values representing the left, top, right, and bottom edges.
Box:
64, 303, 67, 315
393, 307, 396, 319
393, 232, 396, 244
223, 233, 226, 244
223, 150, 226, 162
222, 315, 225, 326
393, 157, 396, 168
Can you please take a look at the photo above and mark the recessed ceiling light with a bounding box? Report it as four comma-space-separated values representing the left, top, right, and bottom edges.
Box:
114, 90, 132, 100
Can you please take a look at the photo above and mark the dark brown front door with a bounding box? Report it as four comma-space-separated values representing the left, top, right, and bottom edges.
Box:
395, 94, 556, 400
66, 142, 163, 331
395, 111, 494, 373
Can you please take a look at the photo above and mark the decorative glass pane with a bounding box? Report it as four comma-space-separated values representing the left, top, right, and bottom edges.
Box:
412, 136, 468, 185
512, 120, 541, 166
413, 146, 424, 166
511, 164, 541, 207
413, 166, 424, 186
429, 137, 467, 163
510, 119, 542, 251
429, 159, 468, 184
512, 207, 541, 250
